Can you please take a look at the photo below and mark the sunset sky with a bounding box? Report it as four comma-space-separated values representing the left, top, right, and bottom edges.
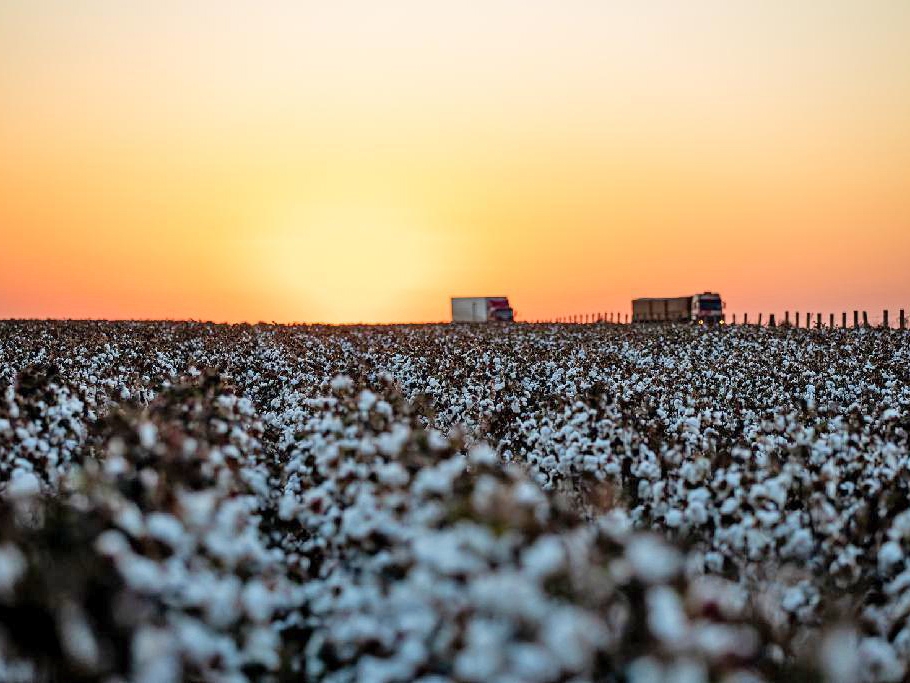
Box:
1, 1, 908, 323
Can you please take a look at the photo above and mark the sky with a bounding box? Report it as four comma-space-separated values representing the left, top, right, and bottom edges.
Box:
1, 1, 908, 323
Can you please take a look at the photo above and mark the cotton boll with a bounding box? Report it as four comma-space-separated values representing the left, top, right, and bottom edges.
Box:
6, 470, 41, 499
0, 543, 26, 597
137, 422, 157, 449
647, 586, 688, 647
626, 536, 682, 584
879, 542, 905, 574
820, 628, 861, 683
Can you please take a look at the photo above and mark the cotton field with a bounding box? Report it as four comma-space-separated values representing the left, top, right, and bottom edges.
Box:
1, 321, 908, 683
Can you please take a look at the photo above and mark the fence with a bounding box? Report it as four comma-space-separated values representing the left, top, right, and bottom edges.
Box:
530, 309, 907, 329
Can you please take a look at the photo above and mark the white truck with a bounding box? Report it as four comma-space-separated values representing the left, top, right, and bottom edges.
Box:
451, 297, 514, 323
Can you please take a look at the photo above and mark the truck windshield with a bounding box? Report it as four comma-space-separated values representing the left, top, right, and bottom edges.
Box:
698, 299, 722, 311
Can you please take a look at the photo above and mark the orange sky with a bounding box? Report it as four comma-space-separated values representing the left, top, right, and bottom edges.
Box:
1, 1, 909, 323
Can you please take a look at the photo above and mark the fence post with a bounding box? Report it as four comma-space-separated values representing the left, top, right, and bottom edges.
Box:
842, 312, 846, 328
785, 311, 790, 326
817, 313, 822, 329
901, 309, 906, 330
807, 313, 812, 329
744, 312, 749, 325
769, 313, 776, 327
758, 313, 763, 326
732, 313, 736, 325
883, 310, 889, 328
853, 311, 859, 328
829, 313, 834, 329
795, 311, 799, 328
862, 311, 869, 327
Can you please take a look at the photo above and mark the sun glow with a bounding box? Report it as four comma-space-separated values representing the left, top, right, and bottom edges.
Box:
245, 201, 451, 323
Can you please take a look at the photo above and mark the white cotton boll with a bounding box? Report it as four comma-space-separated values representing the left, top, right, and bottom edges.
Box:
146, 513, 186, 550
453, 618, 508, 682
665, 509, 683, 528
627, 656, 664, 683
720, 498, 739, 515
820, 628, 860, 683
427, 430, 450, 451
138, 422, 158, 449
626, 535, 682, 584
277, 493, 299, 521
119, 555, 161, 593
468, 443, 498, 466
131, 626, 182, 683
780, 528, 813, 560
104, 454, 129, 476
242, 627, 280, 671
858, 637, 906, 683
693, 623, 759, 662
115, 504, 145, 538
376, 424, 411, 456
58, 601, 99, 670
95, 529, 130, 558
541, 606, 610, 672
6, 470, 41, 499
881, 408, 900, 421
686, 501, 709, 526
506, 643, 561, 683
242, 580, 274, 623
647, 586, 688, 647
704, 552, 725, 573
178, 489, 217, 527
522, 535, 565, 579
781, 586, 806, 613
330, 375, 353, 392
0, 543, 27, 597
204, 576, 243, 628
357, 390, 377, 412
411, 457, 465, 497
376, 462, 409, 487
878, 542, 904, 574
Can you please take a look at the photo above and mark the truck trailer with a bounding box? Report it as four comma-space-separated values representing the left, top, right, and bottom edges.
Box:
451, 297, 514, 323
632, 292, 724, 324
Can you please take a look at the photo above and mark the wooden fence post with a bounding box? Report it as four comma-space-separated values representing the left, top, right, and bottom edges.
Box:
901, 309, 906, 330
829, 313, 834, 329
744, 312, 749, 325
853, 311, 859, 328
883, 310, 889, 328
862, 311, 869, 328
758, 313, 763, 326
769, 313, 776, 327
732, 313, 736, 325
817, 313, 822, 329
842, 312, 846, 328
795, 311, 799, 328
785, 311, 790, 326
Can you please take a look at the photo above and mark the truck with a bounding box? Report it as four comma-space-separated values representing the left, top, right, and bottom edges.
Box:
451, 297, 514, 323
632, 292, 725, 324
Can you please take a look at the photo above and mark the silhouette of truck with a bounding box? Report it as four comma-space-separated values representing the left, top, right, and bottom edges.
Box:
451, 297, 514, 322
632, 292, 725, 324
